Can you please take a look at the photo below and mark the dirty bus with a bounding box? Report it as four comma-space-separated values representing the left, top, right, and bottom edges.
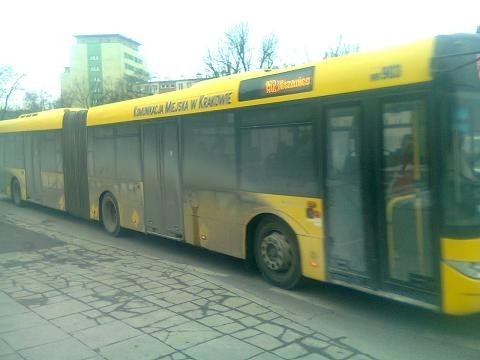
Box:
1, 33, 480, 315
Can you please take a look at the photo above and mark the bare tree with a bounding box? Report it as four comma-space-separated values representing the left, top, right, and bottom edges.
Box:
23, 90, 52, 112
0, 66, 25, 120
259, 34, 278, 69
323, 35, 359, 59
60, 78, 90, 108
227, 23, 251, 72
204, 23, 278, 77
60, 74, 147, 108
101, 77, 141, 104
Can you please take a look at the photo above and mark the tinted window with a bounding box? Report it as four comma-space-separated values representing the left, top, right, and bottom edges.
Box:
383, 101, 428, 198
116, 124, 141, 181
89, 126, 115, 179
5, 134, 24, 168
38, 132, 62, 172
443, 92, 480, 226
240, 105, 317, 196
88, 124, 141, 181
326, 108, 359, 180
382, 99, 434, 282
183, 113, 236, 190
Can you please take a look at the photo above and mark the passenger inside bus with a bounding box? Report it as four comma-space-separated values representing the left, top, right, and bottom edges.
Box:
389, 134, 414, 196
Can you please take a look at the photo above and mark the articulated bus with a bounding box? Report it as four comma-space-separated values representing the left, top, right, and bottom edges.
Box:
1, 34, 480, 315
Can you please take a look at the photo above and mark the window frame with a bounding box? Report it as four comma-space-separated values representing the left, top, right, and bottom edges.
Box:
238, 102, 320, 197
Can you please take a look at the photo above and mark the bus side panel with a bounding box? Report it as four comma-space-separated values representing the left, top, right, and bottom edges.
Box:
442, 264, 480, 315
4, 168, 26, 200
183, 189, 243, 258
3, 134, 26, 200
182, 112, 243, 257
237, 102, 324, 280
241, 193, 326, 281
441, 238, 480, 315
25, 132, 43, 204
88, 180, 145, 231
87, 123, 145, 231
35, 131, 65, 210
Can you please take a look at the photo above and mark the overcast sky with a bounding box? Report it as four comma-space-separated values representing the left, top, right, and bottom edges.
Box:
1, 0, 479, 99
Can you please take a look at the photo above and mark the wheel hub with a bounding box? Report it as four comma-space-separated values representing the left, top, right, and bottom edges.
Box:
260, 232, 292, 271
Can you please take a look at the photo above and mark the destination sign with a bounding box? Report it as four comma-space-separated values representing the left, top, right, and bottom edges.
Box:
239, 67, 314, 101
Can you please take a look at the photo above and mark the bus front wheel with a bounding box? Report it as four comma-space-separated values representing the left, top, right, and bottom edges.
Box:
254, 216, 302, 289
11, 178, 23, 207
101, 193, 122, 237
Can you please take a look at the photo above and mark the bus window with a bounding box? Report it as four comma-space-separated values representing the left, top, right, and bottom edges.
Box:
183, 113, 236, 190
383, 107, 414, 197
88, 124, 141, 182
89, 126, 115, 179
443, 92, 480, 227
382, 100, 434, 285
40, 132, 63, 173
5, 134, 24, 169
239, 106, 316, 197
240, 124, 315, 196
115, 124, 141, 182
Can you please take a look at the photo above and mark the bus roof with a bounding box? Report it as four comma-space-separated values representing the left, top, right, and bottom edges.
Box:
0, 37, 436, 132
86, 37, 434, 126
0, 109, 83, 133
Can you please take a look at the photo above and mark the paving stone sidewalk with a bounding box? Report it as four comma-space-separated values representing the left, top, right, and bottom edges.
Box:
0, 217, 375, 360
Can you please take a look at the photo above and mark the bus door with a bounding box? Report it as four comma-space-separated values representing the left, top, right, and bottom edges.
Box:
325, 106, 373, 286
143, 121, 183, 239
380, 99, 436, 296
25, 133, 42, 203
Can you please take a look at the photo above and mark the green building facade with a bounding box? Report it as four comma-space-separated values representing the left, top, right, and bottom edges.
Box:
61, 34, 148, 107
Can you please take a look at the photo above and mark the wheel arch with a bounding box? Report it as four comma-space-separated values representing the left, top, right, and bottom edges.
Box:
245, 212, 301, 270
6, 169, 27, 201
10, 176, 18, 190
10, 176, 24, 203
99, 190, 123, 237
98, 190, 113, 224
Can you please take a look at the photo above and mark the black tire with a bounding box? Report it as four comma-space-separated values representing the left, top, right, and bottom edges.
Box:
11, 178, 23, 207
254, 216, 302, 289
101, 193, 122, 237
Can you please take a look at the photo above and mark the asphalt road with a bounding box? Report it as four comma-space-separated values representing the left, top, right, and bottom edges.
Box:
0, 196, 479, 360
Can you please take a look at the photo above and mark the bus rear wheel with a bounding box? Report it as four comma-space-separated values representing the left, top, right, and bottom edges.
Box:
101, 193, 122, 237
11, 178, 23, 207
254, 216, 302, 289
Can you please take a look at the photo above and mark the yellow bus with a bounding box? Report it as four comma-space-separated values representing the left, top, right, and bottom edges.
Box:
1, 33, 480, 315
